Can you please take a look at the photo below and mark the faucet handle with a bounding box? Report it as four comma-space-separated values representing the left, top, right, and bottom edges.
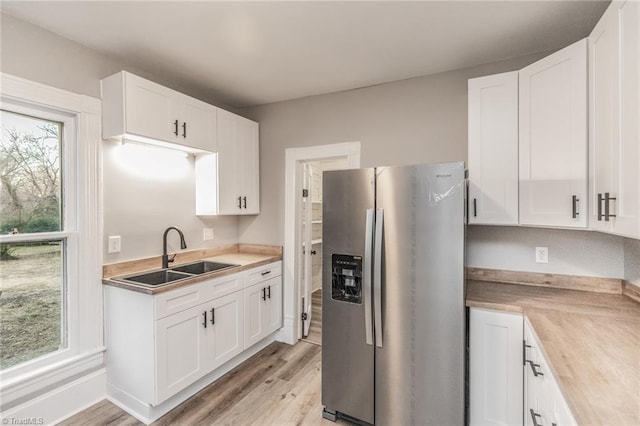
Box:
168, 253, 177, 264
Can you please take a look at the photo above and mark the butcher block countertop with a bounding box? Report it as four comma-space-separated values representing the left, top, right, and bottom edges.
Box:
467, 279, 640, 426
102, 243, 282, 295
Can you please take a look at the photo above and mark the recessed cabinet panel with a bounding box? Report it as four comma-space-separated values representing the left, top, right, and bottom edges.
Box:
470, 308, 523, 426
243, 282, 266, 349
210, 291, 244, 369
155, 304, 207, 404
519, 39, 588, 228
124, 73, 177, 144
468, 71, 519, 225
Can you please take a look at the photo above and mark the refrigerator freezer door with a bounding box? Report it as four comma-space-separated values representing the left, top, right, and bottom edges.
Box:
374, 162, 466, 425
322, 168, 375, 424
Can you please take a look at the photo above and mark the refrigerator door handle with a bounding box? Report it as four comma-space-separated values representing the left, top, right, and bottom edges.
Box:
374, 208, 384, 348
364, 208, 375, 346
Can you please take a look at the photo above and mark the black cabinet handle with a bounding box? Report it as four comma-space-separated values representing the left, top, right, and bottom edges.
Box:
210, 307, 215, 325
473, 198, 477, 217
310, 250, 317, 255
182, 122, 187, 138
202, 311, 207, 328
597, 193, 604, 221
261, 287, 266, 301
604, 192, 617, 221
572, 195, 579, 219
173, 120, 179, 136
243, 196, 247, 209
267, 285, 271, 299
529, 409, 542, 426
238, 196, 242, 209
261, 270, 271, 276
527, 360, 544, 377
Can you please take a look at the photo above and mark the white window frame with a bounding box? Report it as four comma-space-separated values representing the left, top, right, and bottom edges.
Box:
0, 74, 104, 408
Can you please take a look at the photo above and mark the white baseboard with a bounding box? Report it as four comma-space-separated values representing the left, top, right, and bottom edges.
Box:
108, 333, 277, 424
276, 316, 297, 345
0, 368, 106, 426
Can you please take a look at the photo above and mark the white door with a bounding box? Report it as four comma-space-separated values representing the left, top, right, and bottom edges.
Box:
470, 308, 524, 426
519, 39, 588, 228
301, 163, 313, 337
155, 304, 208, 404
209, 291, 244, 370
468, 71, 519, 225
243, 282, 267, 349
179, 96, 217, 152
124, 72, 178, 144
217, 109, 240, 214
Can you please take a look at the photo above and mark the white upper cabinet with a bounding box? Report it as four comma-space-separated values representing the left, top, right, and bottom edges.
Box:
196, 109, 260, 216
519, 39, 588, 228
589, 0, 640, 238
468, 71, 519, 225
102, 71, 217, 153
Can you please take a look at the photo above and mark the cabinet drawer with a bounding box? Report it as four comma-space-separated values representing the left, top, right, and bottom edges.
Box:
155, 272, 242, 319
243, 261, 282, 288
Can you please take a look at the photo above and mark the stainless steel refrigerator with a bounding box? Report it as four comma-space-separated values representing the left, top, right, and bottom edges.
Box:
321, 162, 466, 425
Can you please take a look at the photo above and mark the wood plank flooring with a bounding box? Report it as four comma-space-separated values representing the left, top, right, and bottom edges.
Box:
59, 341, 341, 426
302, 289, 322, 346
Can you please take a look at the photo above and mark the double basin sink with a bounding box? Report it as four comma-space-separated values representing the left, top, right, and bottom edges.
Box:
112, 261, 238, 287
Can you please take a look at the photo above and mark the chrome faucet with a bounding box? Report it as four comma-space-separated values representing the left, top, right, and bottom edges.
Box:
162, 227, 187, 269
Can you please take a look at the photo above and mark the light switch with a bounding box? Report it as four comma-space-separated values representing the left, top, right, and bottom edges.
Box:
108, 236, 121, 253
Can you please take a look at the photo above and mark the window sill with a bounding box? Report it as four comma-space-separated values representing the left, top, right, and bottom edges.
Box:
0, 346, 106, 410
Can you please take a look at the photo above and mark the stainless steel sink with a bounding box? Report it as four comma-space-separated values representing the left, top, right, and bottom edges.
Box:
114, 270, 193, 286
170, 261, 237, 275
111, 260, 239, 287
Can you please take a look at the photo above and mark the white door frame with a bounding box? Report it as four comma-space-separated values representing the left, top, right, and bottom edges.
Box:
279, 142, 360, 344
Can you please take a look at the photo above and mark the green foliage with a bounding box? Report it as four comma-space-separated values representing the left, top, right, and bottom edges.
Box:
0, 244, 16, 261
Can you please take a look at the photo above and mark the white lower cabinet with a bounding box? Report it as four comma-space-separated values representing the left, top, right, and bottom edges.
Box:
524, 320, 577, 426
470, 308, 524, 426
105, 262, 283, 414
243, 275, 282, 349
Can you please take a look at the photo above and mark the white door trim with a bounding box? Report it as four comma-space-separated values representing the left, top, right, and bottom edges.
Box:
279, 142, 361, 344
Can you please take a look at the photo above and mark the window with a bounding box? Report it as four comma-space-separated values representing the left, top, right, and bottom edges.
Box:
0, 74, 102, 412
0, 109, 73, 370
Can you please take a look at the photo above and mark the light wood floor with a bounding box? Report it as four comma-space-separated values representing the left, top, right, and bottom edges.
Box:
302, 289, 322, 346
59, 341, 341, 426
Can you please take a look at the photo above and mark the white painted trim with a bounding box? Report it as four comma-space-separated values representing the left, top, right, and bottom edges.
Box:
107, 333, 277, 424
0, 368, 106, 426
282, 142, 361, 344
0, 73, 104, 415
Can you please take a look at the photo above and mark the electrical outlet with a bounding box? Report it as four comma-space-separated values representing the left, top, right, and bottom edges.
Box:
535, 247, 548, 264
203, 228, 214, 241
108, 236, 121, 253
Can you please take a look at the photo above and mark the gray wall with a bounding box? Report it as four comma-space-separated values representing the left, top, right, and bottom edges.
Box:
239, 53, 630, 280
1, 13, 241, 262
624, 238, 640, 285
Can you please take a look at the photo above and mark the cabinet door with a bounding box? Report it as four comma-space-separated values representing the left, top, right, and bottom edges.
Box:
124, 72, 179, 144
468, 72, 519, 225
589, 4, 619, 232
470, 308, 523, 426
519, 39, 588, 228
179, 96, 217, 152
265, 277, 282, 335
155, 304, 208, 404
217, 109, 241, 214
612, 0, 640, 238
209, 291, 244, 370
243, 282, 267, 349
237, 117, 260, 215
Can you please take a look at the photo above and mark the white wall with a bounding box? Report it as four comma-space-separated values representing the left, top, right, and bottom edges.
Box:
239, 52, 631, 280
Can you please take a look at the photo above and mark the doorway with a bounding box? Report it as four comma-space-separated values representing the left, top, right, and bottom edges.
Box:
299, 159, 349, 345
281, 142, 360, 345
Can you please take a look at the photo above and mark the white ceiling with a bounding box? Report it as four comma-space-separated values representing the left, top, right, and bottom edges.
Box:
1, 1, 608, 108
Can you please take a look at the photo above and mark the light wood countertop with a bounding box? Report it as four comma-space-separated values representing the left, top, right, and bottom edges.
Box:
102, 246, 282, 295
467, 280, 640, 426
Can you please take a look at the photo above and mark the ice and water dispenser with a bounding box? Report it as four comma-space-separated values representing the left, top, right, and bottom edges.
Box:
331, 254, 363, 304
